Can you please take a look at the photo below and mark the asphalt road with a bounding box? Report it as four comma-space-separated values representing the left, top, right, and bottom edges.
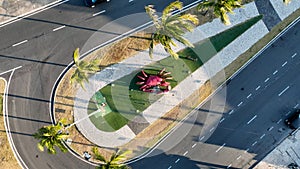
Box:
0, 0, 196, 168
130, 16, 300, 169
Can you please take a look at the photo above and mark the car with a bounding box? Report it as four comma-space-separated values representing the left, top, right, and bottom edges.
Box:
285, 109, 300, 130
83, 0, 110, 8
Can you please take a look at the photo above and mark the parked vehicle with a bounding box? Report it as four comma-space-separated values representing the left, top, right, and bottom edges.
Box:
83, 0, 109, 8
285, 109, 300, 130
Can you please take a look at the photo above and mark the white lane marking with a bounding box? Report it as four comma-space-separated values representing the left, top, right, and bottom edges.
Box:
209, 127, 215, 132
237, 102, 243, 107
244, 148, 249, 153
53, 25, 66, 32
93, 10, 106, 16
227, 164, 232, 169
286, 111, 291, 116
0, 0, 69, 28
220, 118, 225, 123
216, 143, 226, 152
278, 86, 290, 96
229, 110, 234, 115
247, 93, 252, 99
247, 115, 257, 125
12, 40, 28, 47
276, 119, 282, 124
282, 61, 287, 67
255, 86, 261, 90
252, 141, 257, 146
192, 143, 197, 148
129, 0, 134, 2
183, 151, 188, 156
260, 134, 266, 139
294, 104, 299, 109
175, 158, 180, 163
168, 166, 172, 169
273, 70, 278, 75
236, 155, 242, 160
292, 53, 297, 58
0, 66, 22, 76
268, 126, 274, 131
264, 78, 270, 82
199, 136, 205, 141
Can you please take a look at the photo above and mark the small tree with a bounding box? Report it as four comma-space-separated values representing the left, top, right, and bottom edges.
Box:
93, 147, 132, 169
33, 120, 69, 154
71, 48, 101, 89
145, 1, 198, 59
198, 0, 243, 25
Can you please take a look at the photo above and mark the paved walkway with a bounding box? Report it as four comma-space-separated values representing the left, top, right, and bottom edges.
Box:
74, 2, 267, 148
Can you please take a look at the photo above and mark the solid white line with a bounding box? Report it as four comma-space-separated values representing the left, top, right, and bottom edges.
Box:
286, 111, 291, 116
278, 86, 290, 96
282, 61, 287, 67
237, 102, 243, 107
175, 158, 180, 163
260, 134, 266, 139
0, 66, 22, 76
192, 143, 197, 148
199, 136, 205, 141
252, 141, 257, 146
183, 151, 188, 156
209, 127, 215, 132
255, 86, 261, 90
227, 164, 232, 169
268, 126, 274, 131
273, 70, 278, 75
294, 103, 299, 109
53, 25, 66, 32
220, 118, 225, 123
247, 115, 257, 125
229, 110, 234, 115
93, 10, 106, 17
247, 93, 252, 98
292, 53, 297, 58
216, 143, 226, 152
168, 166, 172, 169
0, 0, 69, 28
12, 40, 28, 47
236, 155, 242, 160
276, 119, 282, 124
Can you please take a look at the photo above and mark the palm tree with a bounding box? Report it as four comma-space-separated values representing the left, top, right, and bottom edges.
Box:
93, 147, 132, 169
71, 48, 101, 89
145, 1, 199, 59
283, 0, 291, 4
33, 120, 69, 154
198, 0, 243, 25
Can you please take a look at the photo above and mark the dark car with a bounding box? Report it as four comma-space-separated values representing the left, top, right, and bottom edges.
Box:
83, 0, 109, 8
285, 109, 300, 130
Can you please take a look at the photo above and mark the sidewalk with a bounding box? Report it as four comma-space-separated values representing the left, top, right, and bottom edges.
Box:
73, 2, 267, 148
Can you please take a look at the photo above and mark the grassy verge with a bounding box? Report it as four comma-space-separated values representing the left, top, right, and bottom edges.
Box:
88, 16, 262, 132
0, 80, 21, 169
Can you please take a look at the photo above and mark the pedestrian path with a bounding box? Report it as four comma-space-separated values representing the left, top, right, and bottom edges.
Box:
73, 2, 268, 148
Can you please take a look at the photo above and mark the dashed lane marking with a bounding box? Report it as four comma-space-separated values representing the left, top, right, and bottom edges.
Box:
294, 104, 299, 109
247, 93, 252, 98
12, 40, 28, 47
216, 143, 226, 153
93, 10, 106, 16
183, 151, 188, 156
168, 166, 172, 169
278, 86, 290, 96
268, 126, 274, 131
251, 141, 257, 146
175, 158, 180, 163
255, 86, 261, 90
247, 115, 257, 125
210, 127, 215, 132
264, 78, 270, 82
220, 118, 225, 123
292, 53, 297, 58
237, 102, 243, 107
53, 25, 66, 32
273, 70, 278, 75
236, 155, 242, 160
276, 119, 282, 124
229, 110, 234, 115
227, 164, 232, 169
192, 143, 197, 148
282, 61, 287, 67
260, 134, 266, 139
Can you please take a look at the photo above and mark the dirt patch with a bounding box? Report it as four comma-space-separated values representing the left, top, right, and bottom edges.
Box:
0, 79, 21, 169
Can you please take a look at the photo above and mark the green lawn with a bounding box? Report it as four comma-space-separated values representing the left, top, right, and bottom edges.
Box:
87, 15, 262, 132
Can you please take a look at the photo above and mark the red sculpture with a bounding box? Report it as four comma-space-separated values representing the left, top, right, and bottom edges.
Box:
136, 68, 173, 93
